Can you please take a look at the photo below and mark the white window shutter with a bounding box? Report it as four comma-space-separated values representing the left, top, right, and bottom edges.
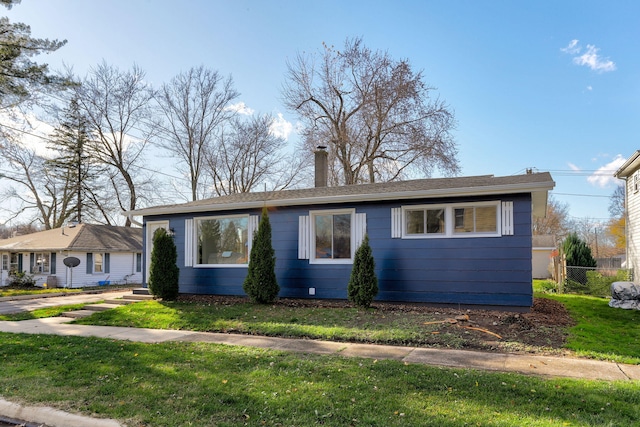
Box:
248, 215, 259, 253
391, 207, 402, 238
501, 201, 514, 235
298, 215, 311, 259
184, 219, 193, 267
354, 212, 367, 248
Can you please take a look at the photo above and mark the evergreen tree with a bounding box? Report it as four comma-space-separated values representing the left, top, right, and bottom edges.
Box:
46, 97, 100, 223
562, 232, 597, 285
148, 228, 180, 300
348, 234, 378, 308
0, 1, 67, 108
243, 207, 279, 303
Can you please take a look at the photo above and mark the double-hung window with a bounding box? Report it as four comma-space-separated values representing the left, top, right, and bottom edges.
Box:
94, 253, 104, 273
33, 252, 51, 274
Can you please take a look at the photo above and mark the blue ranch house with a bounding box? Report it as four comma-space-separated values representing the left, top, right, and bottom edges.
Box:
125, 168, 554, 311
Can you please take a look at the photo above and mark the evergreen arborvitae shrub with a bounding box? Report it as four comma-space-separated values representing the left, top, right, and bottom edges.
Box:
243, 207, 279, 303
148, 227, 180, 300
562, 232, 597, 285
348, 234, 378, 308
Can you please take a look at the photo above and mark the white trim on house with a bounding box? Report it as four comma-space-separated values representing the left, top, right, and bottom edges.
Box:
392, 201, 504, 239
193, 214, 251, 268
299, 210, 367, 263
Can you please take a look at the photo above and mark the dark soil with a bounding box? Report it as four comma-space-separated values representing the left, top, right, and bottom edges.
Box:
177, 294, 575, 355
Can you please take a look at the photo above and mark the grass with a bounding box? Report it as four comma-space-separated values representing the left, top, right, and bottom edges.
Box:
0, 332, 639, 427
73, 300, 466, 348
0, 304, 88, 321
539, 292, 640, 365
0, 287, 80, 298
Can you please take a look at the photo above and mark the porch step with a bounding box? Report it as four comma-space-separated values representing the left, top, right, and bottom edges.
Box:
122, 293, 154, 301
84, 303, 122, 312
132, 288, 150, 295
103, 298, 136, 305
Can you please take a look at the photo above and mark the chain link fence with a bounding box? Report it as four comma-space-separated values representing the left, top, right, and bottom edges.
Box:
560, 266, 632, 297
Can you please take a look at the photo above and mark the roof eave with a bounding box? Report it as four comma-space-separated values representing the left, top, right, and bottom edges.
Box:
615, 150, 640, 178
124, 180, 555, 218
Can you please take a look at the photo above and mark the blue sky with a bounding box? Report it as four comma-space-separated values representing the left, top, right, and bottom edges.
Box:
5, 0, 639, 223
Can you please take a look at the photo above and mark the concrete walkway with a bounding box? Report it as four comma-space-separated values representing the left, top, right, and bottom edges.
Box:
0, 289, 639, 426
2, 315, 640, 382
0, 289, 134, 315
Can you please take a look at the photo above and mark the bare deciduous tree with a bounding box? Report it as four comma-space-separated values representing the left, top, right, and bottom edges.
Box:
282, 37, 459, 185
155, 66, 239, 201
206, 114, 304, 196
533, 196, 571, 238
1, 138, 76, 229
73, 62, 157, 226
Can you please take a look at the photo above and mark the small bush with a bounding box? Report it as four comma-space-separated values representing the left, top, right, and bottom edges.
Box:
533, 280, 558, 293
7, 271, 36, 288
348, 234, 378, 308
243, 207, 279, 304
148, 228, 180, 301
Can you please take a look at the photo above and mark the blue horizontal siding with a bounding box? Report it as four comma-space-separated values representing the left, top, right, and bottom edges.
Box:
143, 193, 534, 308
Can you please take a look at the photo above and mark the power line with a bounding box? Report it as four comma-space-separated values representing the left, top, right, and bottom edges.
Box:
552, 192, 612, 199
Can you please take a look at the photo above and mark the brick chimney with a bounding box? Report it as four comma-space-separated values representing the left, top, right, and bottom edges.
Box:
314, 146, 328, 188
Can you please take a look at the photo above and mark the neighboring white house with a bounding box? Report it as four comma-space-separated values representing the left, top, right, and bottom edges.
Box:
615, 151, 640, 277
0, 224, 142, 288
532, 235, 555, 279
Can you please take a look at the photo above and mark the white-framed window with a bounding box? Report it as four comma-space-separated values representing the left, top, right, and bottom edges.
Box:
9, 253, 19, 274
94, 253, 104, 273
33, 252, 51, 274
195, 214, 250, 267
1, 254, 8, 271
136, 253, 142, 273
398, 201, 502, 239
312, 209, 354, 263
634, 172, 639, 193
298, 209, 367, 264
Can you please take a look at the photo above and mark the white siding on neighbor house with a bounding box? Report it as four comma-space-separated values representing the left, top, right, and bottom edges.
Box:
627, 172, 640, 274
1, 251, 142, 288
532, 248, 553, 279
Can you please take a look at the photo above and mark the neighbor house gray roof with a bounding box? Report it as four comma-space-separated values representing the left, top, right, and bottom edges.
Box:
124, 172, 555, 218
0, 224, 142, 252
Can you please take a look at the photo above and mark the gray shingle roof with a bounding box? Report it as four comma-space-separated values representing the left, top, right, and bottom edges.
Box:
0, 224, 142, 252
125, 172, 555, 217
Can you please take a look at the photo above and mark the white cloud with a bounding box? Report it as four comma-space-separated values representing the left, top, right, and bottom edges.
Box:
269, 112, 293, 140
226, 102, 254, 115
574, 44, 616, 72
587, 155, 626, 187
561, 40, 616, 73
561, 39, 581, 55
586, 85, 593, 91
567, 162, 581, 171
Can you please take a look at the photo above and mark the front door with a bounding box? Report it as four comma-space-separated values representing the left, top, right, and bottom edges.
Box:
145, 221, 169, 286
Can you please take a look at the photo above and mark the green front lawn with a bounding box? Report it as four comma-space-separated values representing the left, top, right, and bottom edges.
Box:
73, 299, 467, 348
1, 333, 638, 427
0, 287, 80, 298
